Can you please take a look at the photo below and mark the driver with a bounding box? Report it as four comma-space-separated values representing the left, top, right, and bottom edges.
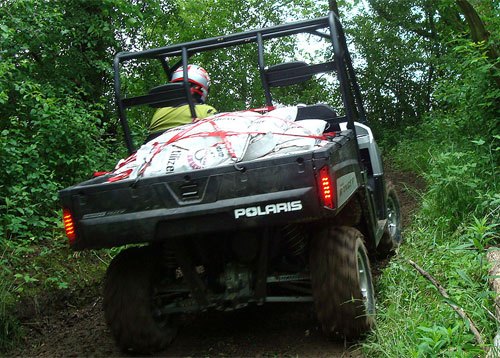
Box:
148, 65, 217, 140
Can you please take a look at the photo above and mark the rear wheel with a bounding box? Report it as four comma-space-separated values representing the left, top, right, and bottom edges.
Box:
103, 246, 178, 353
377, 181, 402, 257
310, 226, 375, 339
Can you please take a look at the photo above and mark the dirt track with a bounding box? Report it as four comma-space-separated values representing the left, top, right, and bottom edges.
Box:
9, 168, 423, 357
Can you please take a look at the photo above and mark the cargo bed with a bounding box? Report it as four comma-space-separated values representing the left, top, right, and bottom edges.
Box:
60, 130, 360, 250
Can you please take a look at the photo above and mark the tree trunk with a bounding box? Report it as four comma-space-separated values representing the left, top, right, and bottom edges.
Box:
328, 0, 339, 15
456, 0, 499, 86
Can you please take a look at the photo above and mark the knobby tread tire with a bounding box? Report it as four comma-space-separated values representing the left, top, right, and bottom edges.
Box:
310, 226, 375, 340
103, 246, 177, 353
377, 181, 402, 257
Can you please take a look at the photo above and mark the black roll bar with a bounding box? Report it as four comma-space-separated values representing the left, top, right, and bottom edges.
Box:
181, 47, 197, 119
257, 32, 272, 106
113, 12, 367, 154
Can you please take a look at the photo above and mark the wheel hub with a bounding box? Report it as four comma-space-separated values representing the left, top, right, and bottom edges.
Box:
357, 250, 375, 315
387, 197, 398, 238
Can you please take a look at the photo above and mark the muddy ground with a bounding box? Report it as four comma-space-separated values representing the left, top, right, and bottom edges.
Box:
9, 168, 424, 357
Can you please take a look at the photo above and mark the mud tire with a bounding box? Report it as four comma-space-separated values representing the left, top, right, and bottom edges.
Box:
377, 181, 402, 257
310, 226, 375, 340
103, 246, 177, 353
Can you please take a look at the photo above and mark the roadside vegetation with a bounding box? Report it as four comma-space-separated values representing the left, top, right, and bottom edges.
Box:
358, 2, 499, 355
0, 0, 498, 355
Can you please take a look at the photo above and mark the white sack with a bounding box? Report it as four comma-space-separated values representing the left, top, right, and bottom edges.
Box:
108, 107, 329, 182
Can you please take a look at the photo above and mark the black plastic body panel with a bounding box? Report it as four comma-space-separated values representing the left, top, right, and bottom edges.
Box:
59, 131, 366, 250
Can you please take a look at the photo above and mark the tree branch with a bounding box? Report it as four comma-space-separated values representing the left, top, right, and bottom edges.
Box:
328, 0, 339, 16
408, 260, 486, 348
368, 1, 436, 39
455, 0, 499, 62
456, 0, 490, 44
455, 0, 499, 86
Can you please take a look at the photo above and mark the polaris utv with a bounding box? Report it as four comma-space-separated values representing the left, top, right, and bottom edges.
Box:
59, 12, 402, 353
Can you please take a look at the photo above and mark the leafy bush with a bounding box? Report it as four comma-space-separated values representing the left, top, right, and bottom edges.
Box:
0, 88, 113, 240
363, 4, 499, 355
423, 145, 496, 229
392, 32, 499, 229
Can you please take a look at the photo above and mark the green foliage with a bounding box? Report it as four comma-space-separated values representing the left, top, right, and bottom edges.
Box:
364, 216, 496, 356
386, 0, 499, 230
422, 145, 495, 229
358, 0, 499, 356
465, 216, 499, 251
416, 324, 478, 357
0, 94, 112, 239
0, 0, 139, 241
347, 1, 440, 137
0, 0, 498, 353
0, 0, 147, 349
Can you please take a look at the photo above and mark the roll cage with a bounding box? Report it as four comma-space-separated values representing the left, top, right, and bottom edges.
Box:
113, 11, 367, 154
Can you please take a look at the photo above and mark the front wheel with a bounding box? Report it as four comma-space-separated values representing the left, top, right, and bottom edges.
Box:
310, 226, 375, 340
103, 246, 178, 353
377, 181, 402, 257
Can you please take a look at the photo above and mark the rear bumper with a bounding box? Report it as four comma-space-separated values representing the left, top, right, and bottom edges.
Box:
73, 187, 323, 249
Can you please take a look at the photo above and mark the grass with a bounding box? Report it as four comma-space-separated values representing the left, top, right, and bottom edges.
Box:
0, 232, 111, 353
0, 277, 19, 352
362, 180, 498, 357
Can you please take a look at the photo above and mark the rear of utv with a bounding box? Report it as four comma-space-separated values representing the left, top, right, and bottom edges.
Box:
59, 12, 402, 353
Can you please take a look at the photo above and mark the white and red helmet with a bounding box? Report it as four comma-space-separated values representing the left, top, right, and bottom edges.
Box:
171, 64, 211, 103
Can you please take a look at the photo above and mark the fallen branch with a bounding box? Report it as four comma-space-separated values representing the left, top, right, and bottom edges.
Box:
408, 259, 485, 347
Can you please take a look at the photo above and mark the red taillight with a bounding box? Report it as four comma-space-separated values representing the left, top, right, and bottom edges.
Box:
62, 208, 76, 244
318, 166, 335, 209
